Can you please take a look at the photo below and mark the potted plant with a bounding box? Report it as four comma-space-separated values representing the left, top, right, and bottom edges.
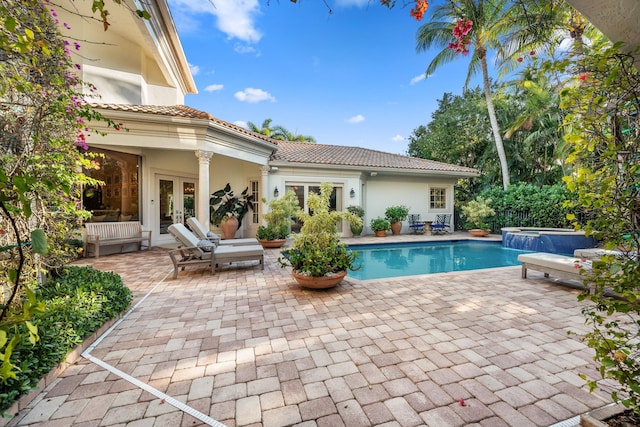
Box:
461, 197, 495, 237
346, 205, 365, 237
278, 183, 361, 289
209, 183, 255, 239
385, 205, 409, 235
370, 217, 391, 237
257, 190, 302, 248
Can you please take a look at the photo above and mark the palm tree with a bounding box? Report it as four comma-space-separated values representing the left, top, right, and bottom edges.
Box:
247, 118, 316, 143
416, 0, 520, 190
247, 118, 276, 138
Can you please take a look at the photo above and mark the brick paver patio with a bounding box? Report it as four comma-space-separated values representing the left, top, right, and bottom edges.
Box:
4, 234, 616, 426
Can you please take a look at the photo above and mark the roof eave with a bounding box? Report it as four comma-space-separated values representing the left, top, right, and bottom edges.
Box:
268, 160, 479, 178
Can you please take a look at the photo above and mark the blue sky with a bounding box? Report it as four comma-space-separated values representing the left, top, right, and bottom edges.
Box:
167, 0, 486, 154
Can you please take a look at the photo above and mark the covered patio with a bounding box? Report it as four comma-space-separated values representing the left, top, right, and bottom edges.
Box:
6, 234, 616, 427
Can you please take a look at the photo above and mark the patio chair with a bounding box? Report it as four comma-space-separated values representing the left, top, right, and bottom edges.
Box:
186, 217, 259, 246
167, 223, 264, 279
430, 214, 451, 234
408, 214, 425, 234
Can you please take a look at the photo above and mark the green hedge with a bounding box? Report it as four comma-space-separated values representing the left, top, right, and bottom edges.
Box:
477, 183, 580, 230
0, 266, 132, 412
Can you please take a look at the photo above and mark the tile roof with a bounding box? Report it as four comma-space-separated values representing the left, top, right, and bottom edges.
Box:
89, 103, 278, 146
272, 141, 479, 175
90, 104, 478, 176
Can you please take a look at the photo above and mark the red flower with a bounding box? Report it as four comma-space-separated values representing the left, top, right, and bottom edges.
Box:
459, 398, 467, 406
517, 57, 523, 63
530, 50, 535, 56
579, 73, 588, 82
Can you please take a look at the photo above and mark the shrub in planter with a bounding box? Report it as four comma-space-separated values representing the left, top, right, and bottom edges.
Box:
384, 205, 409, 223
370, 217, 391, 233
277, 183, 360, 280
346, 205, 365, 237
461, 197, 496, 230
258, 190, 302, 244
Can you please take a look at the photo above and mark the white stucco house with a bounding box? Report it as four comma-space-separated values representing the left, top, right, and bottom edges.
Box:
61, 0, 479, 247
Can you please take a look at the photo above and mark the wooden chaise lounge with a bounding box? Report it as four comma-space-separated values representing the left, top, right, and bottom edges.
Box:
167, 223, 264, 279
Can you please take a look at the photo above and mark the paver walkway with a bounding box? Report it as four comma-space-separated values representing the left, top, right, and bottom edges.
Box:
5, 234, 617, 426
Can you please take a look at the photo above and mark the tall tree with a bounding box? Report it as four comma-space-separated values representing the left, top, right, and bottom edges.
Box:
415, 0, 522, 190
247, 118, 316, 143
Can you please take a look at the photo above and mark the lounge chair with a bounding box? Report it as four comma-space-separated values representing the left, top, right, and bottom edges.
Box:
186, 217, 259, 246
167, 223, 264, 279
430, 214, 451, 234
518, 252, 592, 284
408, 214, 425, 234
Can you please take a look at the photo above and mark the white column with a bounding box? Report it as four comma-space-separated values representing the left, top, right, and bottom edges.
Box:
195, 150, 213, 228
260, 165, 270, 226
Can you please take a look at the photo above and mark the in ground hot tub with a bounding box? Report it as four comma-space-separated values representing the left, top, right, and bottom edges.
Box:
501, 227, 598, 255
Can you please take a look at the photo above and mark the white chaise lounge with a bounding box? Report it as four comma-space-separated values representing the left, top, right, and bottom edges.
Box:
517, 252, 592, 283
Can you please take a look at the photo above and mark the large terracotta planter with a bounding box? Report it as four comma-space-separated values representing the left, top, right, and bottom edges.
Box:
292, 270, 347, 289
258, 239, 286, 249
374, 230, 387, 237
220, 216, 239, 239
468, 229, 491, 237
390, 221, 402, 235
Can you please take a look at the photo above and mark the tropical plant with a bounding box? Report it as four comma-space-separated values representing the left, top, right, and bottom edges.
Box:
278, 183, 360, 277
370, 217, 391, 232
209, 183, 255, 227
1, 0, 126, 384
346, 205, 365, 218
461, 197, 495, 230
415, 0, 524, 190
384, 205, 409, 223
560, 39, 640, 414
257, 190, 302, 241
247, 118, 316, 143
0, 266, 131, 411
346, 206, 365, 237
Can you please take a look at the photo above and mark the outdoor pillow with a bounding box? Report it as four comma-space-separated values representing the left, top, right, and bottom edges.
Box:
197, 239, 215, 252
207, 231, 221, 240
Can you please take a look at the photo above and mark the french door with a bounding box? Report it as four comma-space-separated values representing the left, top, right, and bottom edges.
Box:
157, 175, 197, 237
286, 184, 343, 233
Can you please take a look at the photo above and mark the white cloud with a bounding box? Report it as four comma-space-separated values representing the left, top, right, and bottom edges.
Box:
346, 114, 365, 124
169, 0, 262, 43
234, 44, 258, 55
234, 88, 276, 103
335, 0, 370, 6
410, 73, 427, 85
189, 63, 200, 76
391, 134, 404, 142
234, 120, 248, 129
204, 84, 224, 92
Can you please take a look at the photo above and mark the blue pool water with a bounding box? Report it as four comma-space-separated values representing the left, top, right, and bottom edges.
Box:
348, 241, 531, 280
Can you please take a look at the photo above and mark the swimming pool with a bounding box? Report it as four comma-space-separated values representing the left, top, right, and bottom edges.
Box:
348, 240, 531, 280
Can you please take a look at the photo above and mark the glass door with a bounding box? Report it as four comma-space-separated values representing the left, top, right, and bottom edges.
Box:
157, 176, 197, 235
286, 184, 343, 233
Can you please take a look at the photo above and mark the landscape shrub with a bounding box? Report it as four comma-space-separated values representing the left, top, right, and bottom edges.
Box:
477, 183, 578, 229
0, 266, 132, 412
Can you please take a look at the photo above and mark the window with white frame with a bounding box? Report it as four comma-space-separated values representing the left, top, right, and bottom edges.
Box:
430, 187, 447, 209
250, 180, 259, 224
